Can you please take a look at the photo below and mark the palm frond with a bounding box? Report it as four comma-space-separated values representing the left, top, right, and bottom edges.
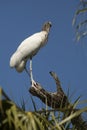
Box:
73, 0, 87, 41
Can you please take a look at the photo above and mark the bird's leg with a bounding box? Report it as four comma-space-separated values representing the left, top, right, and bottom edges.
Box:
24, 67, 30, 77
30, 58, 36, 86
30, 58, 33, 81
24, 58, 36, 86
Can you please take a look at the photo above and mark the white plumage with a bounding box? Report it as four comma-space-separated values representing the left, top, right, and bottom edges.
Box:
10, 21, 52, 82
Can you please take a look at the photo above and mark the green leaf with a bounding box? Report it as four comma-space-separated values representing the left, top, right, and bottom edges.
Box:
76, 8, 87, 15
30, 95, 37, 111
59, 106, 87, 126
76, 20, 87, 30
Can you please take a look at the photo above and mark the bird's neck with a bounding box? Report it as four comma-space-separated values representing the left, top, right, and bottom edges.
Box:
42, 28, 50, 34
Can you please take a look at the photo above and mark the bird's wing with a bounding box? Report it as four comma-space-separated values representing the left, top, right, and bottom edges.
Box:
15, 60, 26, 72
10, 51, 23, 67
17, 31, 48, 58
17, 31, 47, 50
10, 31, 48, 68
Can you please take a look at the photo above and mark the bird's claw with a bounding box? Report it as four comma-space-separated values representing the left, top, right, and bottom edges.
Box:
31, 79, 37, 88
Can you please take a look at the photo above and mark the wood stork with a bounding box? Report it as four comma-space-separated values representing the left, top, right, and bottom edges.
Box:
10, 21, 52, 84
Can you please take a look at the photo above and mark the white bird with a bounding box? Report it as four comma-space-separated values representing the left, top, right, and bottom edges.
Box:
10, 21, 52, 83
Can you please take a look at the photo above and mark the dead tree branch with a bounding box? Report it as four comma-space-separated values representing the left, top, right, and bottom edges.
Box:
29, 71, 87, 130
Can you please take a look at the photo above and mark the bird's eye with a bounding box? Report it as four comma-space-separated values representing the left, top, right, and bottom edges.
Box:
48, 22, 52, 27
50, 24, 52, 27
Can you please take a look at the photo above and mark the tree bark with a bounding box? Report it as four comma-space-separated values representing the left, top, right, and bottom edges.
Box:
29, 71, 87, 130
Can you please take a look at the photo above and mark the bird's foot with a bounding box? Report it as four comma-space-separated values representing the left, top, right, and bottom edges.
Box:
31, 79, 37, 88
30, 79, 42, 91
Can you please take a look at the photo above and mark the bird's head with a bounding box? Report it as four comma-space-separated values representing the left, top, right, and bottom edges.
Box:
42, 21, 52, 33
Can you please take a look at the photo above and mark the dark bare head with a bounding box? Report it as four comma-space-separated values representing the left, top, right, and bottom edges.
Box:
42, 21, 52, 33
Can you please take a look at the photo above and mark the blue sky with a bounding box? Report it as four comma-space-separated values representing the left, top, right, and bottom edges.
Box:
1, 0, 87, 110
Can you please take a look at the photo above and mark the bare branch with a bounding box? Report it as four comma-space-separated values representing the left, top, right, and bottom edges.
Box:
29, 71, 87, 130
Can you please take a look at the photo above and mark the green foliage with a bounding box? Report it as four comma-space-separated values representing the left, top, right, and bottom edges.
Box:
0, 100, 49, 130
0, 88, 87, 130
73, 0, 87, 41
